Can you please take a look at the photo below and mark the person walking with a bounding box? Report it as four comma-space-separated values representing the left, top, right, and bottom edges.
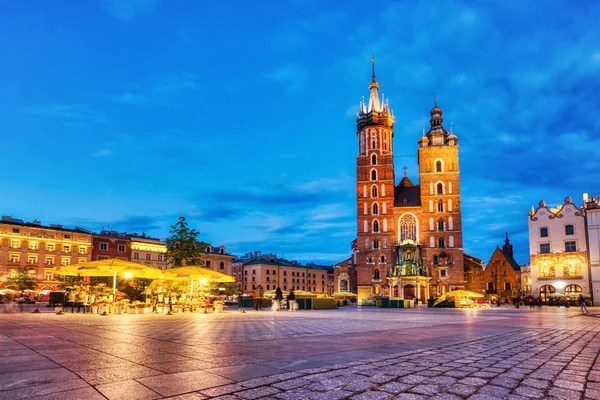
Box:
579, 294, 589, 313
287, 290, 297, 312
274, 287, 283, 311
253, 285, 264, 311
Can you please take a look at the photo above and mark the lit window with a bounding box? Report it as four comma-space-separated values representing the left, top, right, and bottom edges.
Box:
61, 258, 70, 266
565, 241, 576, 252
63, 245, 70, 253
79, 247, 87, 255
10, 240, 20, 249
44, 270, 53, 280
118, 244, 126, 252
27, 256, 37, 264
9, 254, 20, 263
45, 257, 54, 265
540, 227, 548, 237
29, 242, 39, 250
539, 243, 550, 254
46, 243, 55, 251
565, 225, 574, 235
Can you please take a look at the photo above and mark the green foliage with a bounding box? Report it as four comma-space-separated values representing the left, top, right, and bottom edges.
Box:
57, 274, 85, 289
165, 216, 208, 268
7, 268, 37, 291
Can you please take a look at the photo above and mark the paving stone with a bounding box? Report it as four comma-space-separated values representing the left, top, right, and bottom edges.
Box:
429, 394, 463, 400
350, 391, 392, 400
200, 383, 247, 397
584, 388, 600, 400
476, 385, 511, 397
489, 376, 520, 389
236, 386, 282, 399
272, 378, 312, 390
273, 388, 318, 400
554, 379, 585, 391
306, 379, 345, 391
446, 384, 478, 397
240, 376, 283, 388
547, 387, 583, 400
392, 394, 428, 400
309, 389, 353, 400
458, 377, 488, 387
513, 385, 546, 398
399, 375, 429, 385
409, 384, 440, 395
343, 380, 378, 393
378, 382, 412, 393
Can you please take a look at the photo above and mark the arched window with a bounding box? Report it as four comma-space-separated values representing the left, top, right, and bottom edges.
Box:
399, 214, 418, 241
372, 185, 378, 197
437, 219, 444, 231
437, 200, 444, 212
380, 256, 385, 263
434, 255, 439, 265
436, 160, 443, 172
438, 238, 445, 248
373, 220, 380, 232
449, 236, 454, 247
540, 285, 556, 301
371, 154, 377, 165
448, 216, 454, 230
430, 236, 435, 247
372, 203, 379, 215
373, 239, 380, 249
437, 183, 443, 195
373, 268, 380, 280
565, 284, 582, 296
504, 282, 512, 291
371, 170, 377, 180
371, 132, 376, 149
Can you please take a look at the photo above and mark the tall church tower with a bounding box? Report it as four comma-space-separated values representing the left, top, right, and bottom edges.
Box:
355, 59, 395, 300
417, 101, 465, 293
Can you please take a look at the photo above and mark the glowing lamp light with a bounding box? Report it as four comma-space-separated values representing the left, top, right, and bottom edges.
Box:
123, 272, 133, 279
200, 278, 208, 285
218, 287, 226, 291
554, 281, 566, 290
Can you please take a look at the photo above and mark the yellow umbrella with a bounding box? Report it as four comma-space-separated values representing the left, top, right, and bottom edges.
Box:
164, 266, 236, 283
290, 290, 317, 297
332, 292, 358, 297
53, 258, 163, 298
433, 289, 484, 307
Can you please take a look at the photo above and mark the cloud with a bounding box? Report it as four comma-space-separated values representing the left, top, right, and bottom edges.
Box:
99, 0, 158, 21
29, 103, 106, 124
93, 149, 113, 157
263, 64, 308, 92
113, 73, 198, 106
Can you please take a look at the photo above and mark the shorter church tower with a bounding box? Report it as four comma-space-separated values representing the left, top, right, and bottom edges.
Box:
355, 59, 395, 300
418, 100, 464, 294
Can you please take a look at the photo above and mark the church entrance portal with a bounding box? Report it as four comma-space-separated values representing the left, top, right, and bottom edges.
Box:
403, 284, 415, 299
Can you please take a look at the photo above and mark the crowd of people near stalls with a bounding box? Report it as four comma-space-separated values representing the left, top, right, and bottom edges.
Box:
0, 291, 48, 304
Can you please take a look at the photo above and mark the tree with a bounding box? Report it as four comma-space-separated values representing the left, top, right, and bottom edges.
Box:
165, 216, 208, 268
7, 268, 36, 291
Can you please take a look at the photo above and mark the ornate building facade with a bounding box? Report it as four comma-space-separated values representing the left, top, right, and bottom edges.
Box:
528, 197, 589, 300
349, 61, 468, 302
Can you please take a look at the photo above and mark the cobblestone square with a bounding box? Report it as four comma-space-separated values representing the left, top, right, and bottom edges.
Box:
1, 307, 599, 399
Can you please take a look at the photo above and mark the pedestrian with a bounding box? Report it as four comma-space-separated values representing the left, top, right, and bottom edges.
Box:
287, 290, 297, 312
253, 285, 264, 311
274, 287, 283, 312
579, 294, 589, 313
536, 297, 542, 309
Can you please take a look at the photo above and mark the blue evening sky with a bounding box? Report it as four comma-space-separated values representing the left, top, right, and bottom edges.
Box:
1, 0, 599, 266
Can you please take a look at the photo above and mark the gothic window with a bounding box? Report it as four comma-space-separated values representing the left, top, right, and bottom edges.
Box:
364, 220, 368, 233
429, 217, 434, 231
371, 154, 377, 165
371, 132, 377, 149
373, 268, 380, 280
505, 282, 512, 291
448, 216, 454, 230
399, 214, 417, 241
437, 183, 443, 195
448, 199, 453, 211
430, 236, 435, 247
380, 256, 385, 263
437, 219, 445, 231
372, 203, 379, 215
436, 160, 443, 172
438, 238, 445, 248
373, 240, 380, 249
373, 220, 380, 232
371, 170, 377, 180
449, 236, 454, 247
437, 200, 444, 212
372, 185, 378, 197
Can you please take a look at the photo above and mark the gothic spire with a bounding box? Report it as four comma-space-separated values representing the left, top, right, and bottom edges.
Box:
367, 56, 381, 112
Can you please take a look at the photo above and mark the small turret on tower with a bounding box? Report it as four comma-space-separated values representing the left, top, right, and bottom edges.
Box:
425, 95, 457, 146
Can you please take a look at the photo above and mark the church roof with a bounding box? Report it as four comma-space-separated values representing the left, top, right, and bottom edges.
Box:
394, 183, 421, 207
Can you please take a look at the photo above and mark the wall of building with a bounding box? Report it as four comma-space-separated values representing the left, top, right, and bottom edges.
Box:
585, 195, 600, 305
